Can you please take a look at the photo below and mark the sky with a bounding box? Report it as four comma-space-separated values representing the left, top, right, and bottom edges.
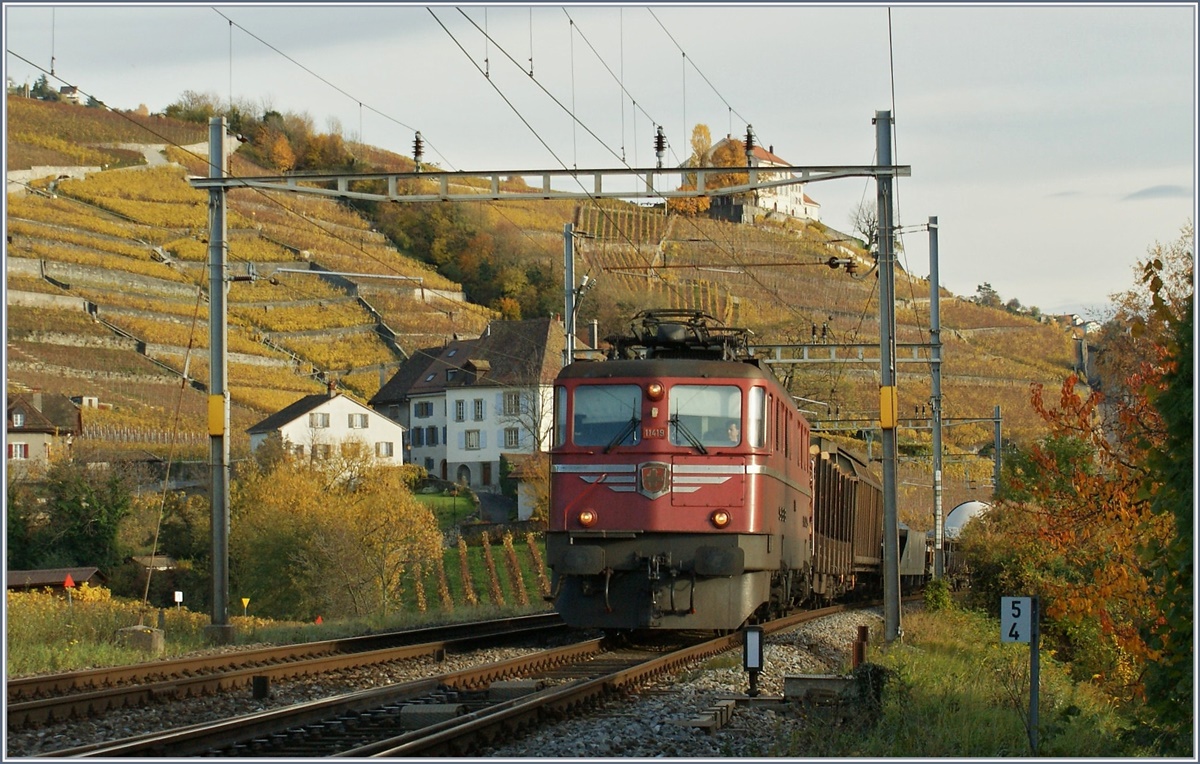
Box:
4, 2, 1196, 317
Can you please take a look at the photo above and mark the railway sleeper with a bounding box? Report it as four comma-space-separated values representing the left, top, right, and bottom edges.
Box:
673, 698, 738, 733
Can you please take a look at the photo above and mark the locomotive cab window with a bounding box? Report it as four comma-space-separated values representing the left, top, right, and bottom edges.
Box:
572, 385, 642, 447
748, 387, 766, 447
553, 386, 567, 448
668, 385, 742, 447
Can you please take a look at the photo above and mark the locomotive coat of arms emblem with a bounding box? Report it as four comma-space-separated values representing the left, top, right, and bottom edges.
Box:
638, 461, 671, 499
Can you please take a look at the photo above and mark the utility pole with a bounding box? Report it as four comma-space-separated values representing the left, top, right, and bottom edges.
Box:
205, 117, 233, 644
993, 405, 1002, 495
929, 216, 945, 579
563, 223, 575, 367
875, 110, 901, 642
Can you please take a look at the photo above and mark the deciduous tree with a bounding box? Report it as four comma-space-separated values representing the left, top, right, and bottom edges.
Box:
230, 447, 441, 621
964, 223, 1193, 706
1135, 247, 1193, 755
6, 460, 134, 571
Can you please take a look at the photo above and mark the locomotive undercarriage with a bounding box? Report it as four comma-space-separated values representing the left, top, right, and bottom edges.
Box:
547, 531, 778, 632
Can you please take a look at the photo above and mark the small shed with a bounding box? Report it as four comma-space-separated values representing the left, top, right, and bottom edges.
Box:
6, 567, 107, 591
504, 452, 548, 523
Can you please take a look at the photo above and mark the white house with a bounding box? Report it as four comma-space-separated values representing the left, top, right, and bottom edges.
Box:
369, 318, 571, 508
247, 386, 405, 466
706, 137, 821, 223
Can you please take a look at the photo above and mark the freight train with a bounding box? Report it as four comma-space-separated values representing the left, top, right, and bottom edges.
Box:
545, 310, 930, 632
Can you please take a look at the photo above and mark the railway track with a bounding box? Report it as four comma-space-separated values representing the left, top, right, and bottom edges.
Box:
8, 612, 566, 730
39, 605, 854, 757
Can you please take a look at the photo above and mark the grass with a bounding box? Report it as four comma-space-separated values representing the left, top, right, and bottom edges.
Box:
414, 488, 477, 530
6, 531, 552, 677
778, 606, 1143, 757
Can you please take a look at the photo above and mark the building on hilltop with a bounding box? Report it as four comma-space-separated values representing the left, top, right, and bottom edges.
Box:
246, 384, 406, 466
57, 86, 82, 105
705, 137, 821, 225
370, 317, 586, 504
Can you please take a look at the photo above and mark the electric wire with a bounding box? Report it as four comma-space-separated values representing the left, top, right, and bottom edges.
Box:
137, 285, 206, 622
440, 7, 679, 296
542, 9, 831, 325
211, 8, 454, 171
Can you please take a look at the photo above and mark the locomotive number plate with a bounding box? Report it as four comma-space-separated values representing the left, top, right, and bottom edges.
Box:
642, 427, 667, 439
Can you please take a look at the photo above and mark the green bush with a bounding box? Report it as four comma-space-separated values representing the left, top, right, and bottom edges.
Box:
923, 577, 953, 611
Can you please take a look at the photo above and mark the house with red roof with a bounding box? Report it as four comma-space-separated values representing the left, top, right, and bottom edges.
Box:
706, 136, 821, 224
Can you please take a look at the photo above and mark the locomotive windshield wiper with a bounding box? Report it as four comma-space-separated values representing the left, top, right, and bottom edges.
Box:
668, 416, 708, 455
604, 416, 640, 454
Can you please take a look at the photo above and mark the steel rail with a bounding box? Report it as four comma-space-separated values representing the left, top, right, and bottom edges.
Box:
10, 613, 564, 729
357, 604, 850, 756
51, 639, 607, 757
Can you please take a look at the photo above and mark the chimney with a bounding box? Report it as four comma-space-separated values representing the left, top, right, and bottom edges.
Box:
32, 392, 43, 412
327, 380, 337, 398
769, 145, 774, 155
589, 320, 599, 349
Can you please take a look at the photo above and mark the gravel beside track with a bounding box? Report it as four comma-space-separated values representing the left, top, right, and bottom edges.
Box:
8, 607, 901, 758
482, 608, 891, 758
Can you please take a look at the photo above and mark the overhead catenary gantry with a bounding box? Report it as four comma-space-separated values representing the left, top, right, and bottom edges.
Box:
189, 163, 908, 203
193, 114, 912, 642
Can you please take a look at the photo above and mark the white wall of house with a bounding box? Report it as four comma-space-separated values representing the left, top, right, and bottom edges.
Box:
408, 393, 447, 477
251, 395, 405, 465
5, 431, 55, 476
441, 384, 554, 491
515, 480, 536, 522
758, 177, 819, 221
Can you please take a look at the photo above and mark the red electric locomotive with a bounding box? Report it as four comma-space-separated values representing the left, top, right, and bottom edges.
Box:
546, 310, 819, 632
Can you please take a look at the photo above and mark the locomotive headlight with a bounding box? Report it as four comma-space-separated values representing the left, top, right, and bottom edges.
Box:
646, 381, 665, 401
709, 510, 732, 529
578, 509, 598, 527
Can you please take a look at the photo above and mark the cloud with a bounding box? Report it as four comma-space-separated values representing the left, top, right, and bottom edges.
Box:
1122, 185, 1192, 201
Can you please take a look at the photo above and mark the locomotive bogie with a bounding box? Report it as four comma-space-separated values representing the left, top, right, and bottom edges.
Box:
547, 530, 774, 630
547, 531, 777, 578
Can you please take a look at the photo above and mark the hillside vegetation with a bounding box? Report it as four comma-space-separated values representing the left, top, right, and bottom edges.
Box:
5, 95, 1083, 526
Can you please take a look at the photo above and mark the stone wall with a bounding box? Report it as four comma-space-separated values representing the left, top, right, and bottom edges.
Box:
7, 257, 197, 299
6, 166, 101, 195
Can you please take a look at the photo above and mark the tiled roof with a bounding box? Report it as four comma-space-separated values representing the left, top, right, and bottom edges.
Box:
371, 318, 571, 405
749, 144, 789, 166
247, 391, 339, 434
6, 567, 107, 589
7, 393, 82, 435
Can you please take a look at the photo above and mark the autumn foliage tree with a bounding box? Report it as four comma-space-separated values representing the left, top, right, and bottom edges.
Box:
230, 445, 441, 621
1131, 226, 1194, 755
667, 125, 755, 215
961, 223, 1193, 720
668, 124, 714, 216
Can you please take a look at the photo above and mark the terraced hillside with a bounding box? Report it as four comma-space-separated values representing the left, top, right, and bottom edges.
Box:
5, 95, 1084, 525
6, 99, 490, 459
